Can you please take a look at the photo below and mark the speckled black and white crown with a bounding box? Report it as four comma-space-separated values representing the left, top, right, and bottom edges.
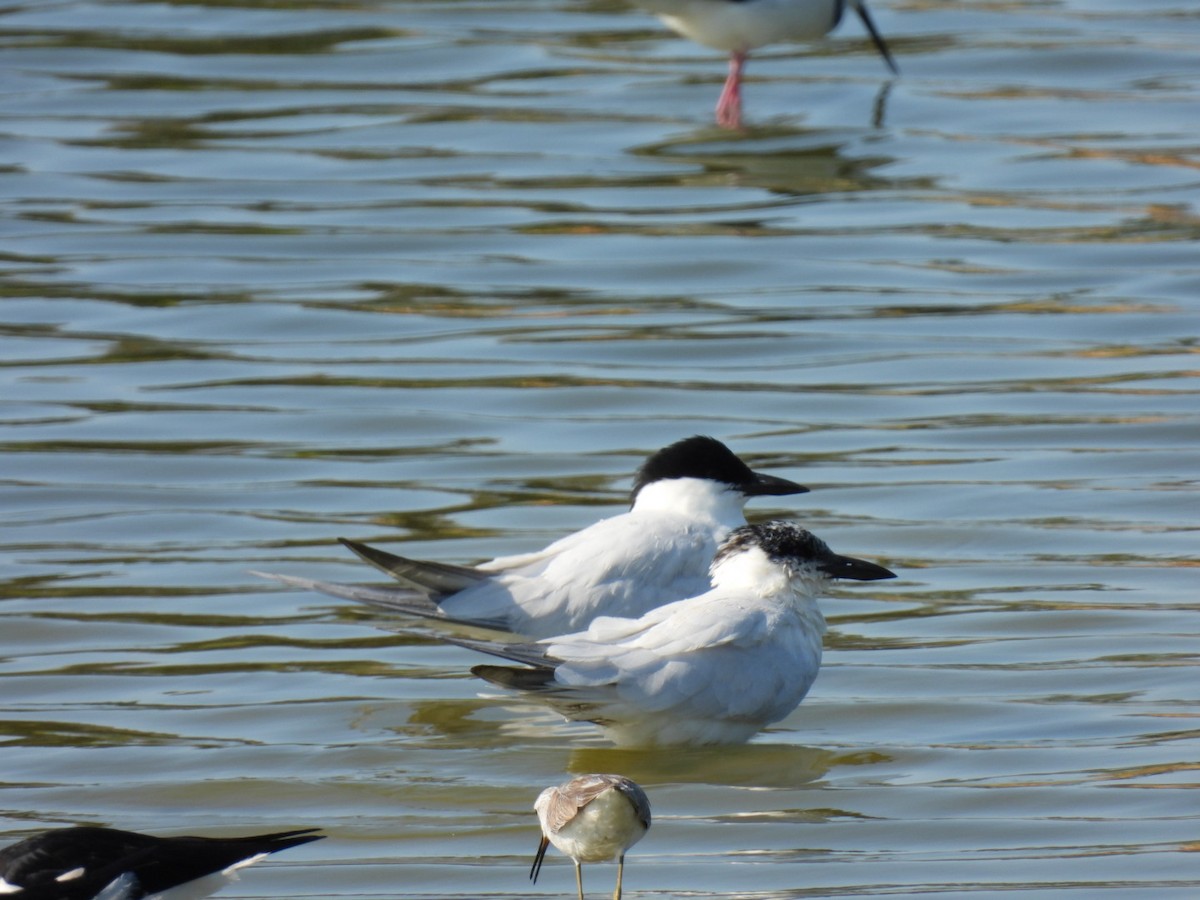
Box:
713, 522, 896, 582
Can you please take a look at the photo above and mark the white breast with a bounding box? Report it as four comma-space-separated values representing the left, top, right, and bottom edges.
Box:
636, 0, 841, 53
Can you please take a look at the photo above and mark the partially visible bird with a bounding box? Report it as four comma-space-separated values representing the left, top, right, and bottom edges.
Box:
452, 521, 896, 746
0, 826, 323, 900
632, 0, 899, 127
532, 774, 651, 900
258, 435, 808, 639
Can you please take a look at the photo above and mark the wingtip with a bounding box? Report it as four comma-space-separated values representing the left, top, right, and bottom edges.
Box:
267, 827, 327, 846
471, 664, 557, 691
249, 570, 314, 589
337, 536, 400, 573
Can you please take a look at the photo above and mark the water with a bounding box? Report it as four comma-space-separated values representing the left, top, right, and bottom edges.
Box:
1, 0, 1198, 897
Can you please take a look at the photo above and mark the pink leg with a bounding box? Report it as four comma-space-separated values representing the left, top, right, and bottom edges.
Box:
715, 51, 747, 129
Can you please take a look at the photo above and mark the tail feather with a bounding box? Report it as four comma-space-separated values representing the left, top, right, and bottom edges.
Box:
194, 828, 325, 853
252, 571, 511, 632
444, 636, 558, 668
338, 538, 487, 595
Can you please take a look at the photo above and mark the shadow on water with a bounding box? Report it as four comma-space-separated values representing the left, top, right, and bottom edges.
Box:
396, 696, 877, 791
630, 121, 903, 209
566, 742, 856, 789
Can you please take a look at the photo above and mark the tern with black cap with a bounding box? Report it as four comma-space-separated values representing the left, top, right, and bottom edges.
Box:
260, 436, 808, 638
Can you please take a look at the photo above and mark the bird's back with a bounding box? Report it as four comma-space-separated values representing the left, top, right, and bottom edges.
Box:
441, 508, 728, 636
543, 589, 827, 745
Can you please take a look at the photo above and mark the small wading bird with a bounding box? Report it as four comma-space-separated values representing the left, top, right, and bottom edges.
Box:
0, 826, 323, 900
533, 774, 651, 900
258, 435, 807, 639
632, 0, 899, 127
450, 522, 897, 746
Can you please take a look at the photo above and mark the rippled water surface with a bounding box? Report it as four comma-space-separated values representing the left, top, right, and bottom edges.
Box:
2, 0, 1199, 897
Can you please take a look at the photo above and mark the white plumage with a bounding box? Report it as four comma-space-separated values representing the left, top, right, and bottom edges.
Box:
456, 522, 897, 746
258, 436, 807, 639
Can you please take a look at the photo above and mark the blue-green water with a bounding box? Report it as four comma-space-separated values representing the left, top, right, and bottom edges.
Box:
2, 0, 1198, 897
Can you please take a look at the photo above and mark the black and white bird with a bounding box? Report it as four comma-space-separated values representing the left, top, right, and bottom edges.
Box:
0, 826, 323, 900
451, 522, 896, 746
532, 774, 651, 900
260, 436, 807, 639
632, 0, 898, 127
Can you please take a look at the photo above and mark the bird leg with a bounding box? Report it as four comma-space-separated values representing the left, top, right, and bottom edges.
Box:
575, 860, 585, 900
715, 50, 747, 128
613, 854, 626, 900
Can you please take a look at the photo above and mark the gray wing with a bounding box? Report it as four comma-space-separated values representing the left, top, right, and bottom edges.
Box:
539, 775, 635, 834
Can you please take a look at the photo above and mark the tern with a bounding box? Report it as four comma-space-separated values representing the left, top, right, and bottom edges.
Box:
259, 435, 808, 639
532, 774, 651, 900
634, 0, 899, 127
451, 522, 896, 746
0, 826, 322, 900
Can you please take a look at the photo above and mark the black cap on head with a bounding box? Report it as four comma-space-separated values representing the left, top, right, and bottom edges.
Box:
631, 436, 809, 503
